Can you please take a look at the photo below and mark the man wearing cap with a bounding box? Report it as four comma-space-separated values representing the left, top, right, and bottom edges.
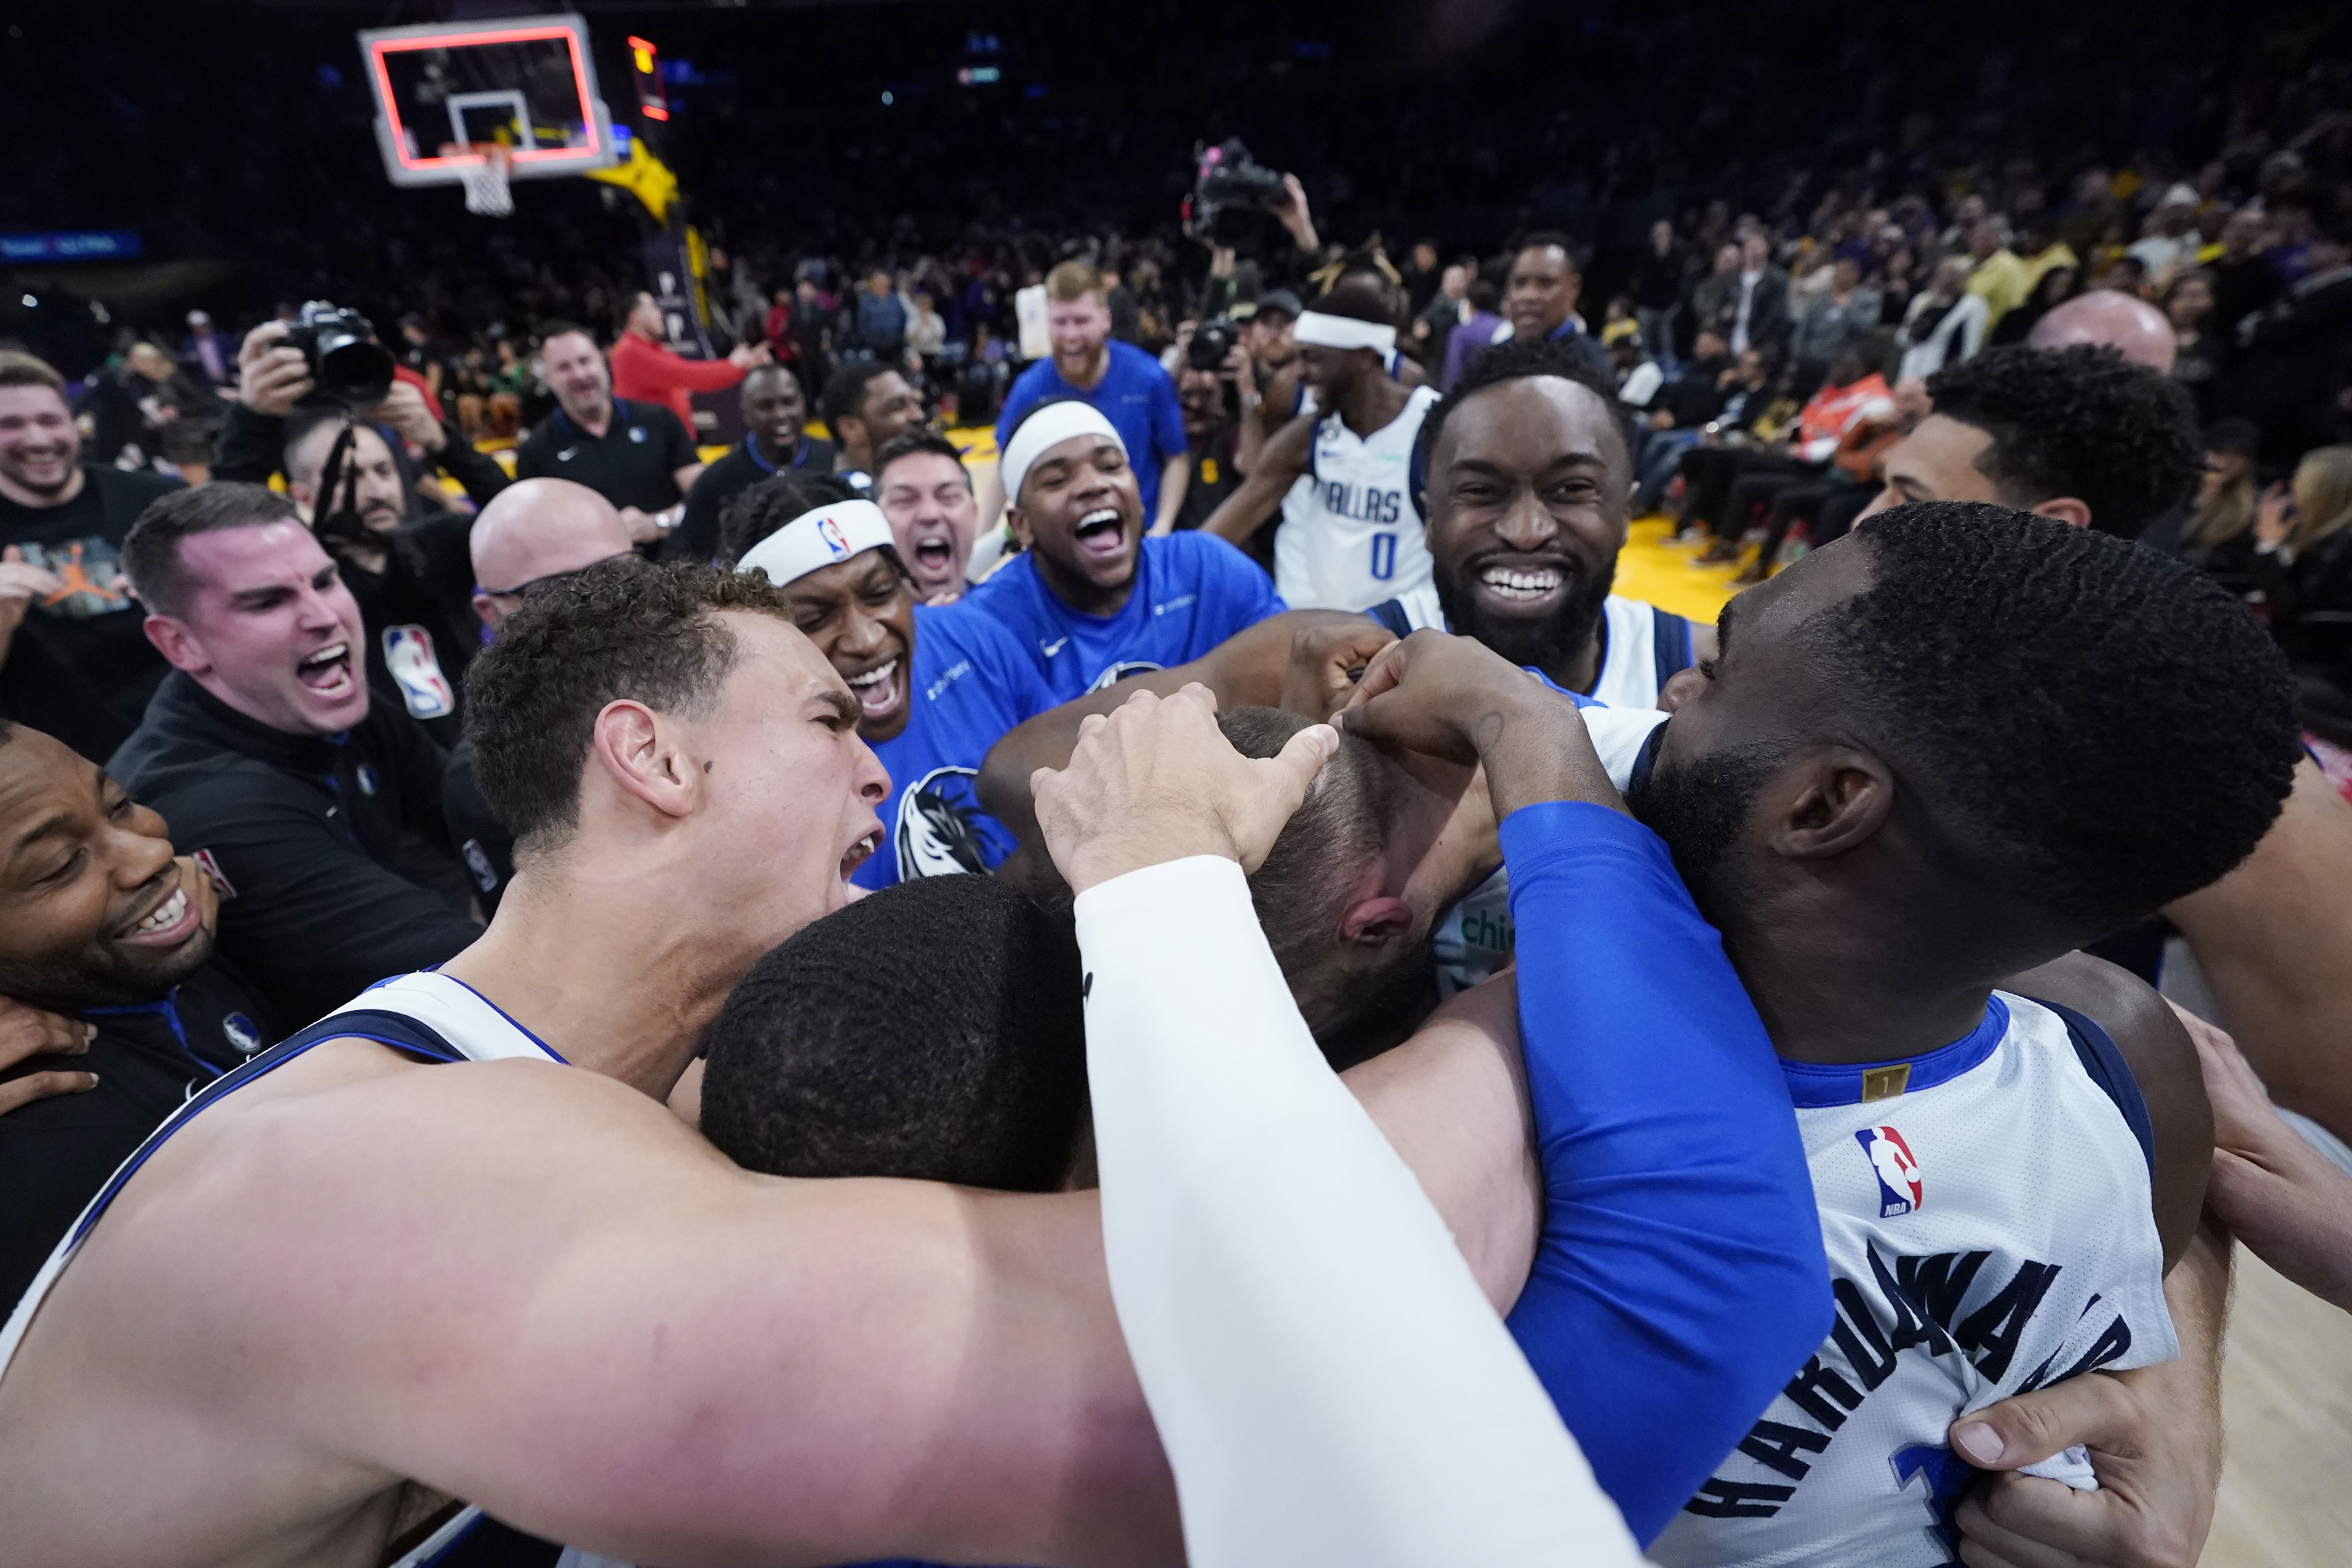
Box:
982, 263, 1190, 536
965, 399, 1285, 701
1197, 281, 1440, 611
729, 472, 1055, 886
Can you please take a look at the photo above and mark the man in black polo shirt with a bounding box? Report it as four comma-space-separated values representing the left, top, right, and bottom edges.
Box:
0, 352, 181, 762
0, 720, 275, 1306
514, 322, 705, 549
109, 484, 478, 1028
667, 362, 834, 564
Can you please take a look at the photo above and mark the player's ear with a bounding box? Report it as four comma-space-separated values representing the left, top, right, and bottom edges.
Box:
589, 699, 700, 821
141, 614, 210, 676
1768, 745, 1892, 861
1340, 895, 1414, 949
1005, 502, 1036, 551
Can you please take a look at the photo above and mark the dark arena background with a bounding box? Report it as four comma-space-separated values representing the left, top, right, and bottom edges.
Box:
0, 2, 2349, 1563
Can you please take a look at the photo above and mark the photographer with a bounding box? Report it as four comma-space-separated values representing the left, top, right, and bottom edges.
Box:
216, 316, 512, 509
1166, 322, 1254, 544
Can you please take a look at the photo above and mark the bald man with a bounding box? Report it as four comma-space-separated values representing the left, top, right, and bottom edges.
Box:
469, 477, 638, 636
2027, 288, 2177, 371
446, 479, 641, 908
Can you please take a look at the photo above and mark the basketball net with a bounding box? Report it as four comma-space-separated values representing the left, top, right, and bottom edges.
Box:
455, 143, 514, 218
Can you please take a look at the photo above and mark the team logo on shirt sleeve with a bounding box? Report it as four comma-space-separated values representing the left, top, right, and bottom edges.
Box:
1085, 660, 1165, 693
895, 766, 1015, 880
1855, 1125, 1924, 1217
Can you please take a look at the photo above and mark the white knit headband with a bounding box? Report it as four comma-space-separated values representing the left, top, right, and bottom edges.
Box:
735, 498, 895, 587
1293, 311, 1398, 355
1000, 401, 1127, 506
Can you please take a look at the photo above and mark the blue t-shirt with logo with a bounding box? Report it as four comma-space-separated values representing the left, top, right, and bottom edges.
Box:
856, 602, 1059, 891
961, 531, 1287, 703
996, 341, 1189, 519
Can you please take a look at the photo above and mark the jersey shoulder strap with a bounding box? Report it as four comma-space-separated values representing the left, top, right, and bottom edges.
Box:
2017, 994, 2156, 1175
1649, 608, 1695, 694
1365, 599, 1415, 640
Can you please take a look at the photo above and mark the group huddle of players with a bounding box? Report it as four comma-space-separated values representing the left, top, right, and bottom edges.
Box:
0, 325, 2340, 1568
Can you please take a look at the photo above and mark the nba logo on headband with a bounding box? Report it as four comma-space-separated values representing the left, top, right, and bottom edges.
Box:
820, 516, 851, 559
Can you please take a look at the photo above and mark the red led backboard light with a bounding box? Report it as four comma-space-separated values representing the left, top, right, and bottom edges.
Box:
359, 14, 618, 187
629, 36, 671, 122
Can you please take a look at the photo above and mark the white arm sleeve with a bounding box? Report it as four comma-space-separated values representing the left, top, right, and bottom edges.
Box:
1074, 855, 1644, 1568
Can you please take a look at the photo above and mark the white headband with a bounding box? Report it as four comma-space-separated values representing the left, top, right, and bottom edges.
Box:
1000, 401, 1126, 507
735, 498, 895, 587
1293, 311, 1398, 355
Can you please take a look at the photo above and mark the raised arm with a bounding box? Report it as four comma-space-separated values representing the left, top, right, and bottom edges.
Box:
1038, 685, 1641, 1568
1343, 632, 1834, 1544
1199, 413, 1314, 545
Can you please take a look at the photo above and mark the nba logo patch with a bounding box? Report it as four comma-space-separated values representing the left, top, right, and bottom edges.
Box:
1855, 1125, 1923, 1217
818, 514, 851, 559
383, 626, 454, 720
221, 1012, 265, 1056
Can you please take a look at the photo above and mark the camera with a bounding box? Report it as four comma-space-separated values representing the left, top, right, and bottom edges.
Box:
1188, 316, 1243, 371
1184, 138, 1289, 246
285, 301, 396, 407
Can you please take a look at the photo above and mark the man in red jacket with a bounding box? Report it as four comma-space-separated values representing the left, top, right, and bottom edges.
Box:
608, 291, 770, 432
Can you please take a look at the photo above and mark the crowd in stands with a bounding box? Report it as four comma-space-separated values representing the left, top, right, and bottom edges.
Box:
3, 5, 2352, 1563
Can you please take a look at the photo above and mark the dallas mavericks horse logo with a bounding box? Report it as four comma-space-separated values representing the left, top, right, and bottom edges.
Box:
1855, 1125, 1924, 1218
895, 766, 1013, 880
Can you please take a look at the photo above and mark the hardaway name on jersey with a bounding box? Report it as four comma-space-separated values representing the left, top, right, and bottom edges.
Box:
858, 603, 1059, 891
1373, 586, 1695, 711
1275, 385, 1439, 612
1652, 994, 2175, 1568
962, 529, 1286, 703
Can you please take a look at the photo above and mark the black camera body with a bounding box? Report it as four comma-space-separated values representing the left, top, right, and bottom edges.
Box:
1185, 139, 1288, 246
1188, 316, 1243, 371
285, 301, 396, 407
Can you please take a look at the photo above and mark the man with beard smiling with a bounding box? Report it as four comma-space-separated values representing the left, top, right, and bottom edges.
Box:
0, 352, 182, 763
964, 399, 1286, 700
107, 484, 478, 1028
725, 471, 1054, 886
1371, 337, 1708, 708
666, 363, 834, 566
0, 721, 272, 1307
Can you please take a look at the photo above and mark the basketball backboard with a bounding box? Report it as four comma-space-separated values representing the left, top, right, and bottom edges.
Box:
359, 14, 618, 188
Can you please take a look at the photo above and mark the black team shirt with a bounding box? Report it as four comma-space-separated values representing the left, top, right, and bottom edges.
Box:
514, 398, 699, 517
0, 962, 272, 1307
108, 673, 480, 1028
0, 467, 181, 762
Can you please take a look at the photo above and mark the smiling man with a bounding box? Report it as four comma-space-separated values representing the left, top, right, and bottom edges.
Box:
726, 470, 1054, 886
0, 720, 272, 1306
106, 484, 478, 1028
964, 399, 1286, 701
668, 363, 834, 565
1373, 337, 1710, 707
0, 352, 181, 762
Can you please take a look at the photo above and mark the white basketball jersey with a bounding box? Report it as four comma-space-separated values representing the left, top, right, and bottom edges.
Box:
1430, 707, 1666, 998
1275, 385, 1439, 611
0, 972, 599, 1568
1385, 586, 1687, 710
1652, 993, 2175, 1568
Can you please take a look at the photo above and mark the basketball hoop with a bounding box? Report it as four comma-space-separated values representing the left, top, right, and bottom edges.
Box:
452, 142, 514, 218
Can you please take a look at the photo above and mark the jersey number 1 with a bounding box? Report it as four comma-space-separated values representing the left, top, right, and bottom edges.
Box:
1369, 532, 1397, 581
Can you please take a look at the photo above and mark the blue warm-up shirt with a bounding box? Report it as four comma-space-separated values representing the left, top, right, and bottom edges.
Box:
996, 341, 1189, 519
962, 531, 1286, 702
1497, 800, 1832, 1545
854, 603, 1057, 891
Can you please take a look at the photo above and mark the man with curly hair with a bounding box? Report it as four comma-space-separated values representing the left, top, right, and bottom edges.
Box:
1860, 344, 2203, 537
